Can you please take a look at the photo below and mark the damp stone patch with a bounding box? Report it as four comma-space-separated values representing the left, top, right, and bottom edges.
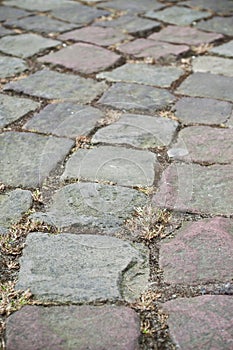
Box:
0, 132, 74, 188
16, 232, 149, 302
4, 69, 107, 102
31, 182, 147, 232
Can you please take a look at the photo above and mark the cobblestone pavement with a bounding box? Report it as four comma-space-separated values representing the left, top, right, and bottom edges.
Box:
0, 0, 233, 349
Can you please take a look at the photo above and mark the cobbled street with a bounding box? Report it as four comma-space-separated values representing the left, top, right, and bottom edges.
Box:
0, 0, 233, 349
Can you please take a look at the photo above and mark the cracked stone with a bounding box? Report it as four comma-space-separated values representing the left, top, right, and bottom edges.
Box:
118, 38, 189, 60
4, 69, 107, 102
153, 163, 233, 215
6, 305, 140, 350
0, 93, 39, 128
97, 83, 176, 112
197, 16, 233, 36
160, 217, 233, 284
173, 97, 233, 125
149, 25, 223, 45
16, 232, 149, 302
23, 103, 103, 138
94, 15, 161, 36
0, 189, 32, 233
59, 26, 130, 47
92, 113, 178, 148
0, 55, 27, 78
0, 34, 61, 58
51, 2, 108, 25
61, 146, 157, 186
168, 126, 233, 164
176, 73, 233, 102
192, 56, 233, 77
162, 296, 233, 350
145, 6, 210, 26
0, 132, 74, 188
97, 63, 184, 87
5, 15, 76, 34
210, 40, 233, 58
31, 182, 147, 232
38, 43, 121, 74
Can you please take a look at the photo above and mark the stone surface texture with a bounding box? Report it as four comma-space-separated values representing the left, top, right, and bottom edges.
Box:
61, 146, 157, 186
197, 16, 233, 36
0, 189, 32, 233
168, 126, 233, 164
192, 56, 233, 77
159, 217, 233, 284
182, 0, 233, 15
0, 55, 27, 78
176, 73, 233, 102
16, 232, 149, 302
6, 305, 140, 350
31, 182, 147, 232
0, 94, 39, 128
210, 40, 233, 57
173, 97, 232, 125
0, 132, 74, 187
153, 163, 233, 215
97, 63, 184, 87
38, 43, 121, 74
98, 82, 176, 112
92, 113, 178, 147
162, 295, 233, 350
0, 33, 61, 58
4, 69, 107, 102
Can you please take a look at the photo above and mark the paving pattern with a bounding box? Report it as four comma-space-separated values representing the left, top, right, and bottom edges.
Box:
0, 0, 232, 349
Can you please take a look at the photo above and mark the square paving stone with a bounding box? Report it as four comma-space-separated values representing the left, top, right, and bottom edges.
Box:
192, 56, 233, 77
16, 232, 149, 302
3, 0, 70, 11
99, 0, 164, 14
149, 25, 223, 46
173, 97, 233, 125
97, 63, 184, 88
95, 15, 161, 36
145, 6, 210, 26
176, 73, 233, 102
0, 6, 29, 22
5, 15, 77, 34
196, 16, 233, 36
38, 43, 121, 74
0, 93, 39, 128
51, 2, 108, 25
118, 38, 189, 60
0, 189, 32, 233
0, 132, 74, 188
159, 217, 233, 284
0, 34, 61, 58
92, 113, 178, 148
31, 182, 148, 232
59, 26, 130, 47
0, 55, 27, 78
153, 163, 233, 215
4, 69, 107, 102
6, 305, 140, 350
61, 146, 157, 186
168, 126, 233, 164
162, 296, 233, 350
97, 82, 176, 112
182, 0, 233, 15
210, 40, 233, 57
23, 103, 103, 138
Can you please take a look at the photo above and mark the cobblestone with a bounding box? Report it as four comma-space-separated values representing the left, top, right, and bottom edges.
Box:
16, 232, 149, 302
0, 55, 27, 78
6, 305, 140, 350
182, 0, 233, 15
192, 56, 233, 77
197, 16, 233, 36
210, 40, 233, 57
